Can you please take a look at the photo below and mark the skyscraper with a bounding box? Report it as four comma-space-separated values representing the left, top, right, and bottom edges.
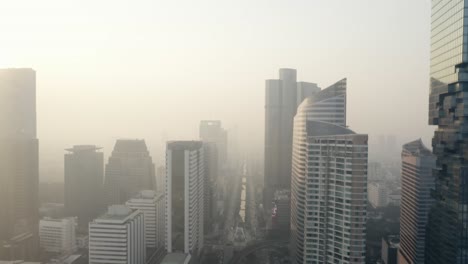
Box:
399, 140, 435, 264
264, 69, 320, 212
199, 120, 227, 166
89, 205, 145, 264
426, 1, 468, 263
64, 145, 104, 230
202, 142, 218, 235
290, 80, 367, 264
0, 68, 39, 260
165, 141, 204, 256
104, 139, 156, 205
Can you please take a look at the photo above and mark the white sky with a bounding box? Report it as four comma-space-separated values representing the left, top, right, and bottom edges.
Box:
0, 0, 434, 181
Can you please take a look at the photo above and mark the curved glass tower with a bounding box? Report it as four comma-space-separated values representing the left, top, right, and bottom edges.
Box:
290, 79, 368, 264
426, 1, 468, 263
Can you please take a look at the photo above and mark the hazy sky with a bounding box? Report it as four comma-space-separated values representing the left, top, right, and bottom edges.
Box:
0, 0, 433, 181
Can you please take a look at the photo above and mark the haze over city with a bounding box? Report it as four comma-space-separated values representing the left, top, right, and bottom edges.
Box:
1, 0, 433, 181
4, 1, 466, 264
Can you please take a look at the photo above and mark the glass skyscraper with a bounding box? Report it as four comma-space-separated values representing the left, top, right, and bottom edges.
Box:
426, 0, 468, 263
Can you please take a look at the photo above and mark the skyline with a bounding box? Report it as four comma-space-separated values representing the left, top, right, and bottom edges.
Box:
0, 1, 433, 182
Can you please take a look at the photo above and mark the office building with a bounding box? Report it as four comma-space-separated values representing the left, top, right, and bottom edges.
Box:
39, 217, 77, 254
290, 80, 367, 264
64, 145, 104, 229
88, 205, 145, 264
199, 120, 227, 166
165, 141, 204, 256
264, 68, 321, 212
368, 182, 388, 208
398, 140, 435, 264
426, 1, 468, 263
126, 190, 165, 250
0, 68, 39, 260
382, 235, 400, 264
104, 139, 156, 205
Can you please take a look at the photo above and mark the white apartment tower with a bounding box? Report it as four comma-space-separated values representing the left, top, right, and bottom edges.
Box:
165, 141, 204, 256
290, 79, 368, 264
126, 190, 165, 250
88, 205, 145, 264
39, 217, 77, 254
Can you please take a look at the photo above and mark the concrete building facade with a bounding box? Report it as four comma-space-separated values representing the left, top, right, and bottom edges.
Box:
39, 217, 77, 254
399, 140, 435, 264
290, 80, 367, 264
88, 205, 145, 264
165, 141, 204, 256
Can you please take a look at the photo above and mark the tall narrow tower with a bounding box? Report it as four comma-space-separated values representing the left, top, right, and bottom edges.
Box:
399, 140, 435, 264
165, 141, 205, 256
0, 68, 39, 260
426, 1, 468, 263
264, 69, 320, 214
64, 145, 104, 230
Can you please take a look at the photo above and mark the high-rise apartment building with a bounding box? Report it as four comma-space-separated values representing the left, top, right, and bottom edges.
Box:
104, 139, 156, 205
165, 141, 204, 256
126, 190, 165, 250
264, 69, 320, 212
64, 145, 104, 230
39, 217, 77, 254
426, 1, 468, 263
88, 205, 145, 264
199, 120, 227, 166
290, 80, 367, 264
0, 68, 39, 260
398, 140, 435, 264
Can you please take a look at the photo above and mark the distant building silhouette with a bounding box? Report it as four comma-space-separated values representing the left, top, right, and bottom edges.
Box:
399, 140, 435, 264
104, 139, 155, 205
425, 1, 468, 263
199, 120, 227, 166
165, 141, 204, 256
0, 68, 39, 260
64, 145, 104, 230
368, 182, 388, 208
264, 68, 320, 216
290, 80, 367, 264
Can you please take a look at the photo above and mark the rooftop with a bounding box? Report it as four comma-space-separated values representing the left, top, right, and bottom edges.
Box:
403, 139, 433, 156
94, 205, 138, 222
160, 253, 190, 264
65, 145, 101, 153
167, 141, 203, 151
113, 139, 148, 153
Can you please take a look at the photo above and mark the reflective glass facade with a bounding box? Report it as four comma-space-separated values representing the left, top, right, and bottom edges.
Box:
426, 1, 468, 263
